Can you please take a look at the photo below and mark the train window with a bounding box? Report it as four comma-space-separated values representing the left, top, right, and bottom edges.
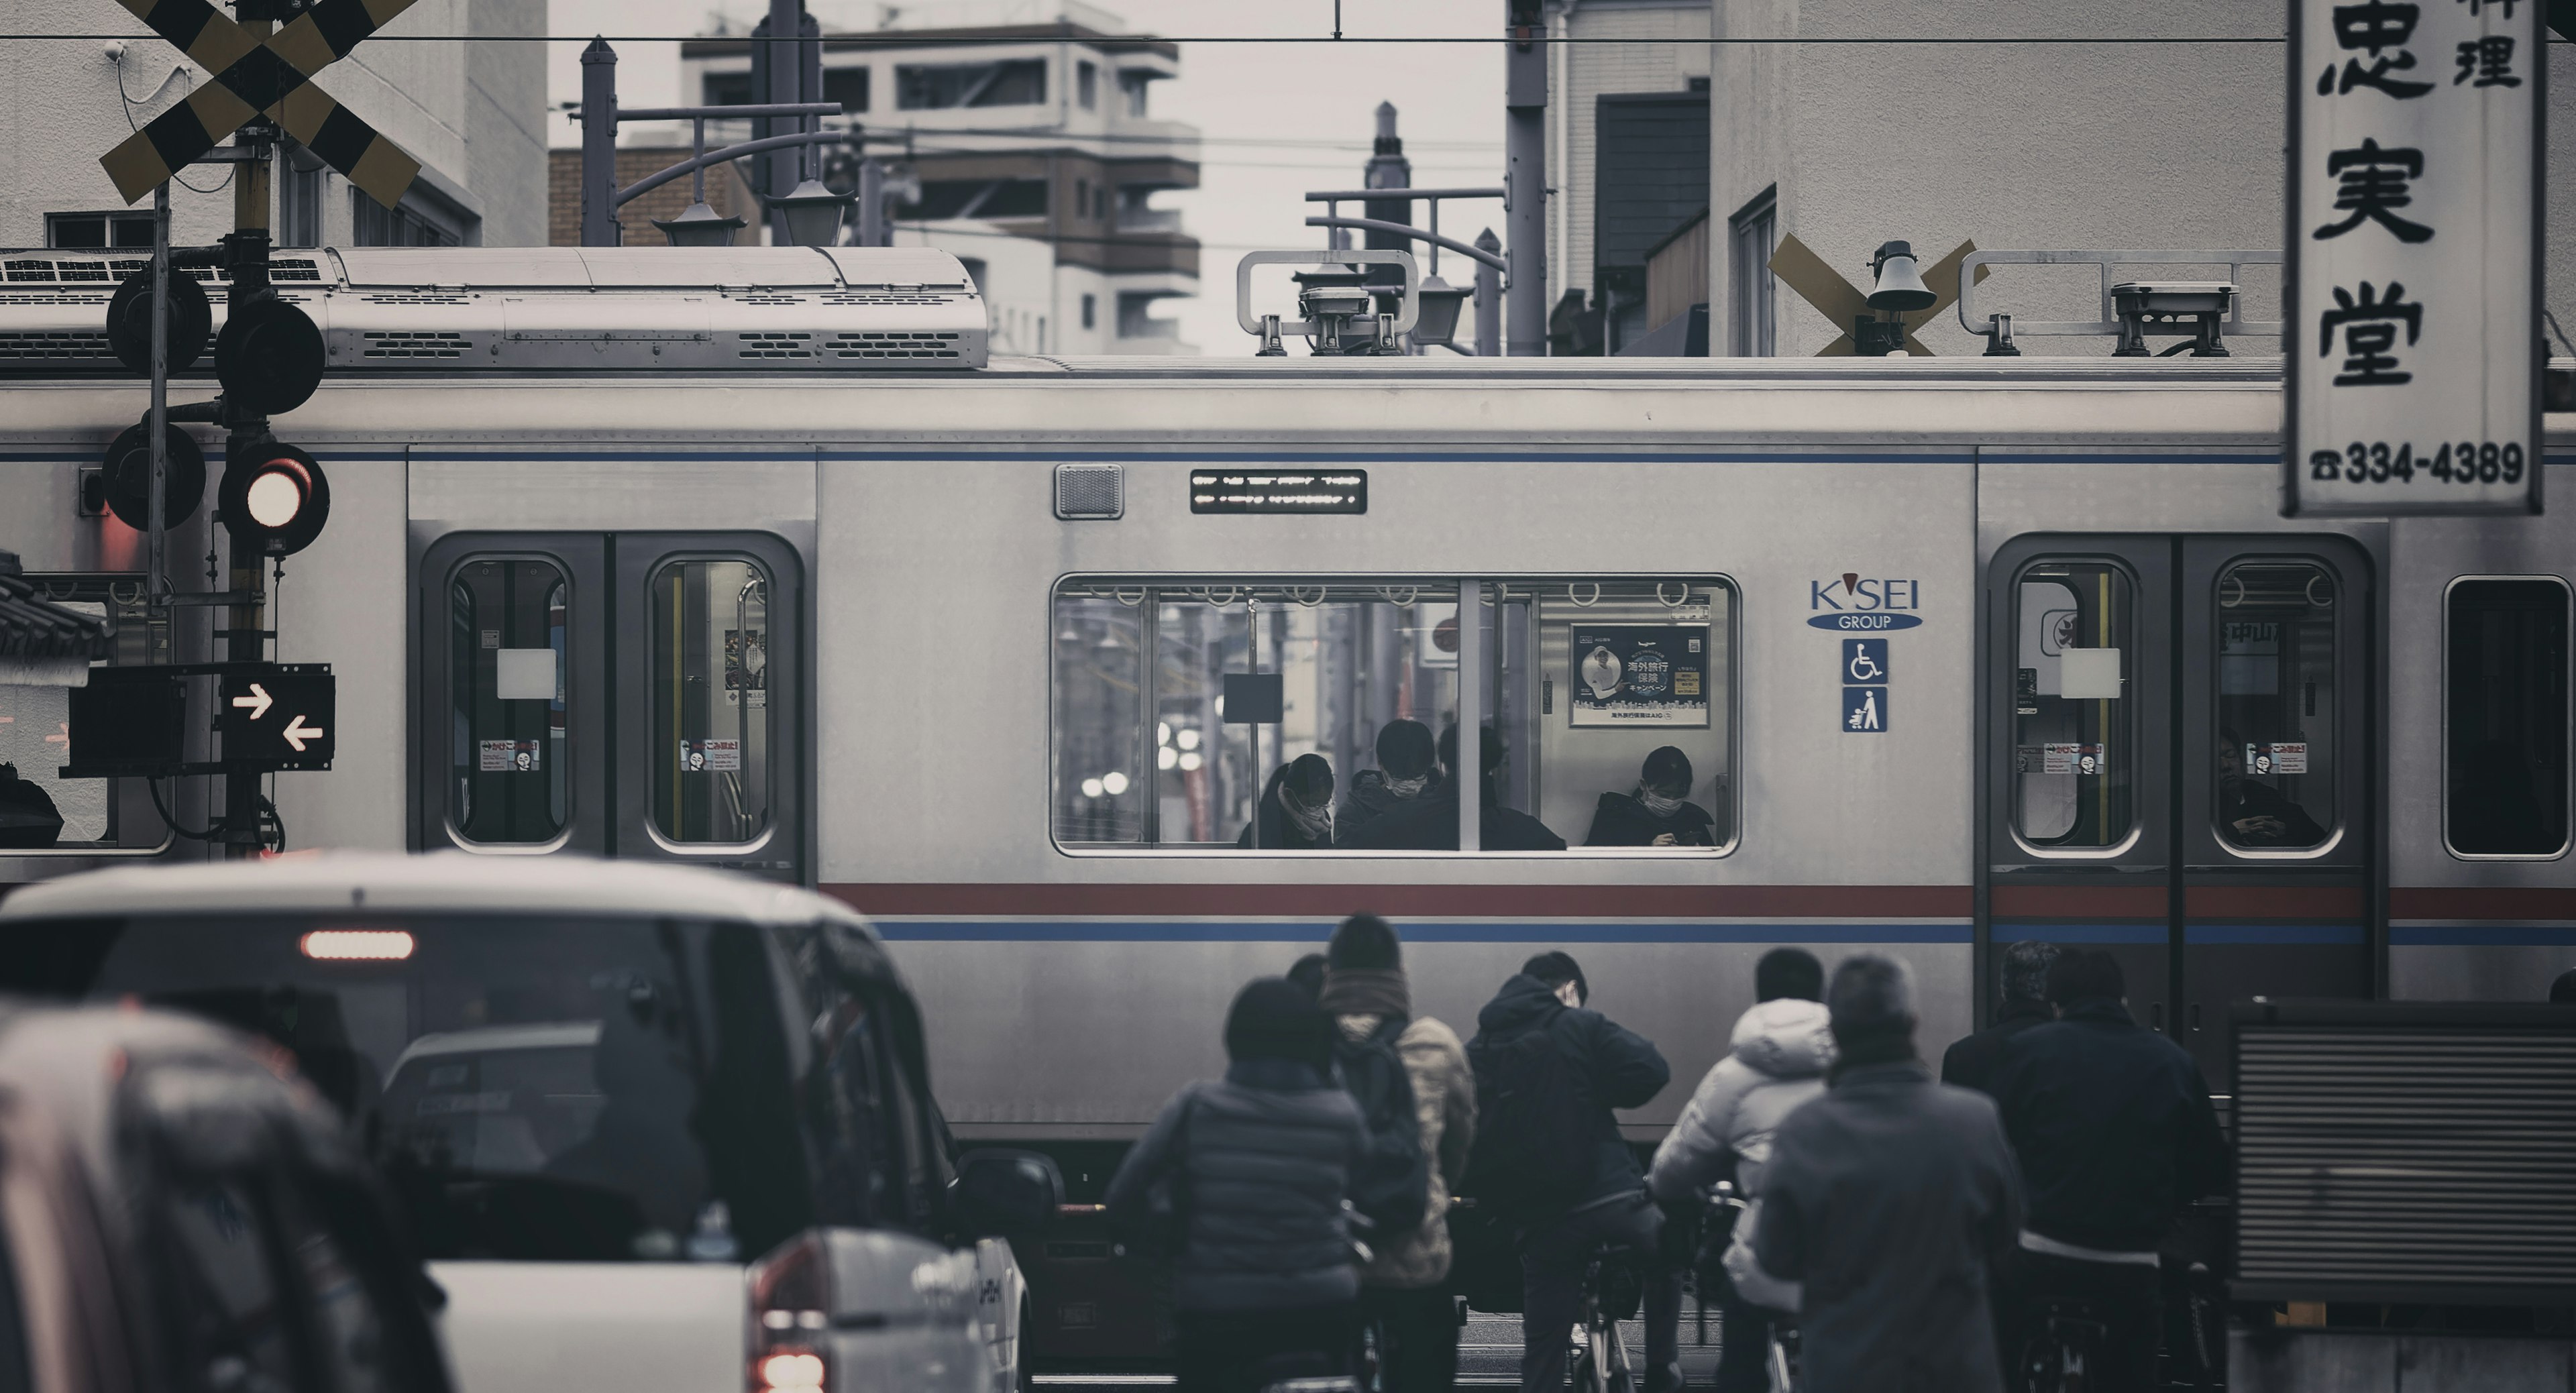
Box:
648, 559, 774, 844
1051, 577, 1737, 853
2011, 560, 2137, 850
447, 559, 569, 844
2446, 577, 2571, 857
2213, 561, 2339, 852
0, 575, 161, 853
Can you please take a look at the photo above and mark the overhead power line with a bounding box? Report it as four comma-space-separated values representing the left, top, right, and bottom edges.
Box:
11, 32, 2371, 44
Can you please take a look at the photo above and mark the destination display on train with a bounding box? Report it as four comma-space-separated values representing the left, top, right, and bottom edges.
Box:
1190, 469, 1368, 514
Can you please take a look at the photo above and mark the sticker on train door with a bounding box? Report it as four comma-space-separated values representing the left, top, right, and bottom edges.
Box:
480, 739, 538, 772
2042, 742, 2105, 775
1842, 686, 1888, 732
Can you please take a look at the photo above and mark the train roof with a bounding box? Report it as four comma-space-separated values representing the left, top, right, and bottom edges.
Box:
0, 850, 876, 932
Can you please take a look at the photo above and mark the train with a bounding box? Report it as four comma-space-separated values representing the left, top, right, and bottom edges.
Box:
3, 244, 2571, 1359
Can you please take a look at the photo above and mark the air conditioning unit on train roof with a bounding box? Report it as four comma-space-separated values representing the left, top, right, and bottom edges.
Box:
0, 245, 986, 375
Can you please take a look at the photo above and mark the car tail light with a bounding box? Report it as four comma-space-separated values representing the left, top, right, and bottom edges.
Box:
748, 1232, 831, 1393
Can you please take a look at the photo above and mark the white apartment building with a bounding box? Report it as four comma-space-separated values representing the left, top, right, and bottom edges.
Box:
681, 0, 1203, 354
1543, 0, 1712, 324
1, 0, 548, 251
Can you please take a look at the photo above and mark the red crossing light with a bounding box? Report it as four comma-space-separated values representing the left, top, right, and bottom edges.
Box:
218, 442, 331, 556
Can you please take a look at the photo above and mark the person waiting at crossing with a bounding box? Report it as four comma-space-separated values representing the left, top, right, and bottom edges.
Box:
1941, 940, 2063, 1095
1988, 950, 2229, 1393
1464, 952, 1678, 1393
1105, 978, 1368, 1393
1646, 948, 1835, 1393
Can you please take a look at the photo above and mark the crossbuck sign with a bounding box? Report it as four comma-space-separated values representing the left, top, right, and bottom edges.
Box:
2287, 0, 2544, 516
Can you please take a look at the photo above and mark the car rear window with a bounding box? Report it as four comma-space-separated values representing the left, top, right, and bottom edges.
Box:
0, 913, 810, 1264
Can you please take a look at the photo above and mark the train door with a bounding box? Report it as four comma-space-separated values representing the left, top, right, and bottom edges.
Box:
416, 532, 806, 882
1986, 535, 2372, 1080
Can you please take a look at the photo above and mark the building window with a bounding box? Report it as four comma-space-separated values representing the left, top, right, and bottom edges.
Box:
824, 66, 869, 114
1075, 179, 1090, 221
1728, 186, 1776, 356
46, 212, 153, 249
1078, 60, 1097, 108
2446, 577, 2571, 856
1120, 70, 1150, 117
1049, 576, 1739, 852
896, 60, 1046, 110
353, 192, 463, 247
905, 179, 1046, 221
704, 71, 755, 106
279, 154, 327, 248
1081, 294, 1095, 330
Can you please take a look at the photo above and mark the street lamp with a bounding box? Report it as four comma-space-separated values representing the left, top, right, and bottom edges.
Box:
772, 176, 853, 247
653, 201, 747, 247
1411, 272, 1471, 349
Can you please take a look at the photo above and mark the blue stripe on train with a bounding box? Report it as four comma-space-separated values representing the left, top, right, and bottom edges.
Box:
871, 921, 1974, 944
2391, 925, 2576, 946
1993, 924, 2369, 946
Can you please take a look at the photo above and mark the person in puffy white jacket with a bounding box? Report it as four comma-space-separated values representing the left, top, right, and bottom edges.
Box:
1646, 948, 1835, 1393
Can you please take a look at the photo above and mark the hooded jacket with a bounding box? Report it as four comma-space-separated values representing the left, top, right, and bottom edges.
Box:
1938, 997, 2055, 1096
1987, 997, 2231, 1253
1338, 779, 1568, 852
1464, 974, 1670, 1209
1648, 998, 1834, 1312
1581, 792, 1717, 848
1104, 1058, 1368, 1312
1336, 768, 1442, 844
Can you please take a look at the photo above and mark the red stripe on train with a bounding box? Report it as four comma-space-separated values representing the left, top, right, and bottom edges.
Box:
820, 883, 1975, 918
2388, 887, 2576, 920
1991, 885, 2167, 919
2182, 885, 2367, 918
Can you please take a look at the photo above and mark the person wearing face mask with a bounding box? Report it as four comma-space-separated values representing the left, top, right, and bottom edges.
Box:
1583, 746, 1715, 848
1339, 720, 1442, 842
1238, 753, 1338, 850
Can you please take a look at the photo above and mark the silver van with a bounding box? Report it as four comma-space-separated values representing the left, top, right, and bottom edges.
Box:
0, 853, 1057, 1393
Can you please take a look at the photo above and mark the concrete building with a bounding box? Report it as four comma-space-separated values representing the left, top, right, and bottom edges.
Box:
1702, 0, 2576, 359
678, 0, 1202, 354
1541, 0, 1712, 329
1, 0, 548, 252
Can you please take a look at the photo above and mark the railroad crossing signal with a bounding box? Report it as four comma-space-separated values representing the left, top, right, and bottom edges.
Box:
97, 0, 424, 209
218, 665, 335, 767
1768, 235, 1983, 355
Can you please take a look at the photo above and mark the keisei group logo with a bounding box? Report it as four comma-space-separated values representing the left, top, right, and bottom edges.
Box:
1808, 572, 1925, 630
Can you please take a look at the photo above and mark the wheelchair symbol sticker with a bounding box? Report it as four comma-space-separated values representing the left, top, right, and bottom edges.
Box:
1843, 638, 1890, 684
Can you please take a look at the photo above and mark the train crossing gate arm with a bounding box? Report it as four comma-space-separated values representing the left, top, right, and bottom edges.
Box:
1767, 234, 1984, 356
97, 0, 424, 210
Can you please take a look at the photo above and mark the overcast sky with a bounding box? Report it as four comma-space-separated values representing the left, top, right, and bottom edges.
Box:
546, 0, 1515, 354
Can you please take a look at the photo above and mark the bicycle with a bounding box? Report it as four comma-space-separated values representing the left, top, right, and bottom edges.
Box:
1566, 1241, 1640, 1393
2017, 1292, 2110, 1393
1703, 1182, 1801, 1393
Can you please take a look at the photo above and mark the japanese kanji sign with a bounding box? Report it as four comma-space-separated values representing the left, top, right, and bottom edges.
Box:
2288, 0, 2543, 516
99, 0, 423, 209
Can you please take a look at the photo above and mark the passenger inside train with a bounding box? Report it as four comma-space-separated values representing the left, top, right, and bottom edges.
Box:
1238, 753, 1339, 849
1339, 725, 1566, 851
1582, 746, 1716, 848
2216, 733, 2328, 848
1339, 718, 1442, 842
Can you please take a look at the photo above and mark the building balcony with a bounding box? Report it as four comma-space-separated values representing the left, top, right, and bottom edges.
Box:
1114, 206, 1181, 234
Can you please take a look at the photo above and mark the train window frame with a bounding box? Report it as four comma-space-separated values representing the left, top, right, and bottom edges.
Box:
641, 552, 780, 856
2006, 556, 2145, 860
0, 573, 174, 859
2208, 553, 2347, 862
439, 552, 576, 856
1046, 573, 1742, 859
2442, 574, 2573, 862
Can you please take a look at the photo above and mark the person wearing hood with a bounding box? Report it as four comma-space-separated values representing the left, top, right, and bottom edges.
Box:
1941, 939, 2063, 1095
1237, 753, 1338, 850
1646, 949, 1834, 1393
1756, 954, 2023, 1393
1988, 950, 2229, 1393
1583, 746, 1717, 848
1463, 952, 1676, 1393
1318, 915, 1475, 1393
1339, 720, 1443, 843
1339, 724, 1566, 851
1105, 977, 1369, 1393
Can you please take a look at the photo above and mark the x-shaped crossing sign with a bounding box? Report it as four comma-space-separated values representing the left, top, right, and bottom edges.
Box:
1767, 234, 1985, 355
99, 0, 423, 209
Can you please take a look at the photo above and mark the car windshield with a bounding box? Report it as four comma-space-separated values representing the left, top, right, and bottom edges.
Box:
0, 913, 810, 1264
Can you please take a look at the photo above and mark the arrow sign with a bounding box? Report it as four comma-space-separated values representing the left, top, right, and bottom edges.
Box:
217, 664, 335, 768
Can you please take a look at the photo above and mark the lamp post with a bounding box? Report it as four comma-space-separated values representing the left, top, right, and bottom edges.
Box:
651, 117, 749, 247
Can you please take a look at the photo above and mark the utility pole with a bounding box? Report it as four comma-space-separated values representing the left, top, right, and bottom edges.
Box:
763, 0, 806, 243
1363, 103, 1412, 294
580, 38, 620, 246
1503, 0, 1547, 355
222, 5, 280, 858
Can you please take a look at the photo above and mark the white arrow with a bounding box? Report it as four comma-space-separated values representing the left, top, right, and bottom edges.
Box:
232, 683, 274, 720
280, 714, 325, 753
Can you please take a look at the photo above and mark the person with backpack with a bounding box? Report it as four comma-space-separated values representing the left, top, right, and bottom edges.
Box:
1318, 915, 1474, 1393
1105, 977, 1370, 1393
1645, 948, 1835, 1393
1464, 952, 1677, 1393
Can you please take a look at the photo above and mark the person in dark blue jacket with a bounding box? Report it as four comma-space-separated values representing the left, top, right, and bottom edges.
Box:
1465, 952, 1677, 1393
1988, 949, 2231, 1393
1941, 940, 2062, 1095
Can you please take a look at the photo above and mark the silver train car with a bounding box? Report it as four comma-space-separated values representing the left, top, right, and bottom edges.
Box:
3, 245, 2573, 1347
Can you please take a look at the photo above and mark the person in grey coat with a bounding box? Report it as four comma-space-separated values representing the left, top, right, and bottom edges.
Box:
1106, 977, 1369, 1393
1755, 954, 2025, 1393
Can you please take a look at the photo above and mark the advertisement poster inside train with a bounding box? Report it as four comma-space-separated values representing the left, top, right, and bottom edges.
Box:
1570, 626, 1709, 727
